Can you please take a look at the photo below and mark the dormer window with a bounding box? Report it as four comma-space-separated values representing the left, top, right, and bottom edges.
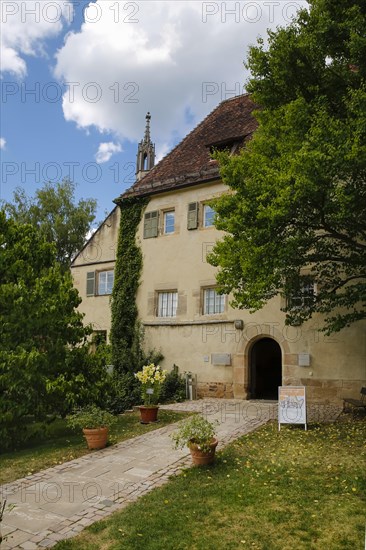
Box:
207, 137, 243, 157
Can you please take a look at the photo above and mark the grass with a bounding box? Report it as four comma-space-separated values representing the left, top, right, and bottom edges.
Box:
0, 410, 190, 485
53, 417, 366, 550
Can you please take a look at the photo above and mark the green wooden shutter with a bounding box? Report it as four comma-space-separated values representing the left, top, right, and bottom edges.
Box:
86, 271, 95, 296
144, 211, 159, 238
187, 202, 199, 230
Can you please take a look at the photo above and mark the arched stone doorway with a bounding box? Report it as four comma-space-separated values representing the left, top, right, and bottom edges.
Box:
249, 337, 282, 399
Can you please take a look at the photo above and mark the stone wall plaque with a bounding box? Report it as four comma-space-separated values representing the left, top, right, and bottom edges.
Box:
298, 353, 311, 367
211, 353, 231, 366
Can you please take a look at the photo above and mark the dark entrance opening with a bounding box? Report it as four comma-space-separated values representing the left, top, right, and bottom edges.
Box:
250, 338, 282, 399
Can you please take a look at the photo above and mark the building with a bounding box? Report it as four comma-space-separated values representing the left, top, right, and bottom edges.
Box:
71, 206, 119, 343
71, 95, 366, 403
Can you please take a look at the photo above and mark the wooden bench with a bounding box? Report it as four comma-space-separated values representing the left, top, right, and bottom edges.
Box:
343, 387, 366, 412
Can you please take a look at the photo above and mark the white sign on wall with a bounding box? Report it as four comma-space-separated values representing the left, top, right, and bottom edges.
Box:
278, 386, 307, 430
298, 353, 311, 367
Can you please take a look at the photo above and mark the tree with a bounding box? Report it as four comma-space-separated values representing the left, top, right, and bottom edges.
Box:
209, 0, 366, 334
3, 179, 97, 270
0, 212, 106, 448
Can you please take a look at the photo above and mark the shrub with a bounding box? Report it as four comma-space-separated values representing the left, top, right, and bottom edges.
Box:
171, 414, 218, 453
160, 365, 186, 403
104, 372, 141, 414
66, 405, 117, 430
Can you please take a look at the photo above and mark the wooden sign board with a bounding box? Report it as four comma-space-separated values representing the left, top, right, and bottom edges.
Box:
278, 386, 307, 430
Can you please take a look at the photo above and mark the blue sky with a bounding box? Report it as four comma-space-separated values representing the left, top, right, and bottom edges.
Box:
0, 1, 306, 224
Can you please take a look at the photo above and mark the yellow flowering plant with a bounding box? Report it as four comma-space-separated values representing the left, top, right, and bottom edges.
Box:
135, 363, 167, 406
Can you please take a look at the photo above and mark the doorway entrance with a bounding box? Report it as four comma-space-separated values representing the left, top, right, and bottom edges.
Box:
250, 338, 282, 399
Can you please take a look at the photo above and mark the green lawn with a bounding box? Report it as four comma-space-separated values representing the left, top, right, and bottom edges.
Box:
0, 410, 189, 485
54, 417, 366, 550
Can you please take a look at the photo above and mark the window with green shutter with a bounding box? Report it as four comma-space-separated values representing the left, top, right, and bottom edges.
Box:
86, 271, 95, 296
187, 202, 199, 230
98, 270, 114, 295
143, 211, 159, 238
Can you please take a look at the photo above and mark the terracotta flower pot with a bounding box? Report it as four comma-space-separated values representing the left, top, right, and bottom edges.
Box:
82, 427, 109, 450
139, 406, 159, 424
188, 438, 218, 466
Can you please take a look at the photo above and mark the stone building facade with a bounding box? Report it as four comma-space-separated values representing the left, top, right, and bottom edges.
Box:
72, 95, 366, 404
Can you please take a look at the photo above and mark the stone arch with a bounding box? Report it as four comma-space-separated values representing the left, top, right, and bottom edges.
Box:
232, 326, 295, 399
247, 336, 282, 399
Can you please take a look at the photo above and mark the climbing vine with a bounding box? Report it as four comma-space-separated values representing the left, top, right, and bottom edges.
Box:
110, 195, 148, 373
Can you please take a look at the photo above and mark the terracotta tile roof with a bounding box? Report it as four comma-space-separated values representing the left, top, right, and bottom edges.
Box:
117, 94, 258, 200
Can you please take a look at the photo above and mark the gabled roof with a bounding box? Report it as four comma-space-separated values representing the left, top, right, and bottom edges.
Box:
71, 206, 118, 267
116, 94, 258, 201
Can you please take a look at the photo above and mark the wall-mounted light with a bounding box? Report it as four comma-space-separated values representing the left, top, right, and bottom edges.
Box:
234, 319, 244, 330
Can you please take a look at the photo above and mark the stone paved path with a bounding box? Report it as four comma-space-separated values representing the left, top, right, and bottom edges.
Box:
0, 399, 339, 549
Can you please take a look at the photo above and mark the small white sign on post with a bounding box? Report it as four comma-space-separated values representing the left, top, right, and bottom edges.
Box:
278, 386, 307, 431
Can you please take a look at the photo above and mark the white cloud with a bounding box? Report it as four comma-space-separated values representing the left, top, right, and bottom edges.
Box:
85, 227, 97, 242
54, 1, 307, 152
95, 142, 122, 164
156, 143, 171, 164
0, 1, 73, 77
0, 138, 6, 149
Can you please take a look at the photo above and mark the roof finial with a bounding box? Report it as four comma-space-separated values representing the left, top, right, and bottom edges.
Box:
144, 112, 151, 143
136, 111, 155, 181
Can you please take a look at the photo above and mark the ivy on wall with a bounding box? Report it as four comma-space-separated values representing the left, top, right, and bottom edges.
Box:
110, 195, 148, 373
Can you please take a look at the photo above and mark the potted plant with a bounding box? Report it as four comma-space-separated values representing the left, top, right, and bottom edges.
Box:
171, 414, 219, 465
135, 363, 167, 423
66, 404, 117, 450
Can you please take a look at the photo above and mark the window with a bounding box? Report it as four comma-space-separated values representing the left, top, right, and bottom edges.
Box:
203, 204, 215, 227
98, 270, 114, 295
144, 210, 159, 238
144, 209, 176, 237
203, 288, 225, 314
158, 291, 178, 317
164, 211, 175, 234
286, 279, 316, 310
209, 139, 241, 155
86, 270, 114, 296
187, 202, 217, 230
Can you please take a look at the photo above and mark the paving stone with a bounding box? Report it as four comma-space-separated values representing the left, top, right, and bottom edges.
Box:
56, 519, 74, 528
37, 530, 53, 538
48, 532, 66, 541
77, 517, 94, 527
57, 530, 77, 540
19, 542, 39, 550
100, 499, 114, 506
29, 535, 45, 543
58, 526, 75, 535
38, 539, 54, 547
1, 529, 33, 547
